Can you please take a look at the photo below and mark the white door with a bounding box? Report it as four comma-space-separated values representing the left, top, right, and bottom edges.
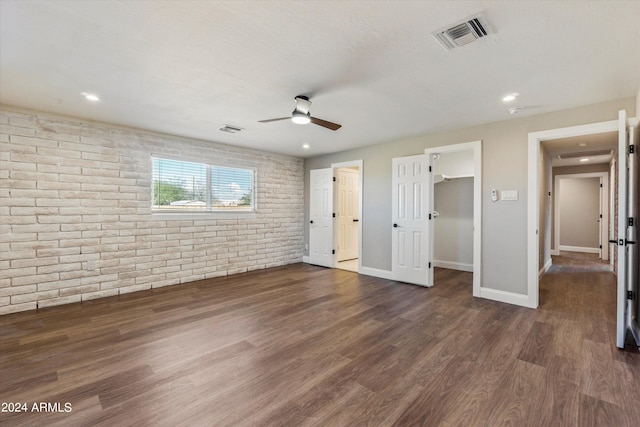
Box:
616, 110, 640, 348
392, 154, 430, 286
309, 168, 334, 267
628, 120, 640, 346
336, 168, 359, 261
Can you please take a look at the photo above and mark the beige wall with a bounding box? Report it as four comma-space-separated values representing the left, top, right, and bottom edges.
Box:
433, 177, 473, 270
551, 163, 610, 253
304, 97, 635, 296
558, 177, 601, 249
0, 107, 304, 315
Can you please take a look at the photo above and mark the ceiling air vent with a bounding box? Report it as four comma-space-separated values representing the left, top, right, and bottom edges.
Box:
219, 124, 244, 134
557, 150, 613, 160
432, 14, 493, 51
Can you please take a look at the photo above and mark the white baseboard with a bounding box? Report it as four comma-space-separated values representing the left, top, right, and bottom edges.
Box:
303, 257, 394, 281
478, 287, 535, 308
559, 245, 600, 254
539, 258, 552, 277
359, 266, 394, 280
433, 260, 473, 272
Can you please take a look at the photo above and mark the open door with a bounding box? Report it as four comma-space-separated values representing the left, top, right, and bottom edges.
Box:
628, 119, 640, 346
392, 154, 430, 286
336, 168, 359, 262
616, 110, 639, 348
309, 168, 334, 267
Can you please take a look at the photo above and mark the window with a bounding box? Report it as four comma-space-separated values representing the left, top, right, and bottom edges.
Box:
152, 157, 255, 212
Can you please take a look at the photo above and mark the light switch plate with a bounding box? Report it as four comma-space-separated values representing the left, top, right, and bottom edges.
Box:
501, 190, 518, 201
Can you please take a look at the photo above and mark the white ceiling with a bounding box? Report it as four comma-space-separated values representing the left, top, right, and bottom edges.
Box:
544, 132, 618, 167
1, 1, 639, 158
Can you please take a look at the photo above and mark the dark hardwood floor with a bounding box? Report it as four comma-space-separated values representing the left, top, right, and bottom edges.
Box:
1, 254, 639, 426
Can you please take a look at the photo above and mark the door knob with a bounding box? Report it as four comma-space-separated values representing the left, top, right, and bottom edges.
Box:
310, 220, 314, 224
393, 223, 398, 228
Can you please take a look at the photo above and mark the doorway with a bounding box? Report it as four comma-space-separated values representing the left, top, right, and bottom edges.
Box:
427, 143, 481, 296
307, 160, 363, 273
335, 166, 360, 272
528, 111, 639, 348
553, 173, 609, 260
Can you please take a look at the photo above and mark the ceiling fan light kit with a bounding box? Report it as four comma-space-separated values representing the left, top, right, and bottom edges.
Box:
291, 110, 311, 124
259, 95, 342, 131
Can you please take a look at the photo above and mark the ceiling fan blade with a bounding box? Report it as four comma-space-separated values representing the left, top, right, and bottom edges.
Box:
258, 117, 290, 123
310, 116, 342, 131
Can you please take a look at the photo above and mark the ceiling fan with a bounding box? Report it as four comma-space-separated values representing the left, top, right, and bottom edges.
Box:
259, 96, 342, 131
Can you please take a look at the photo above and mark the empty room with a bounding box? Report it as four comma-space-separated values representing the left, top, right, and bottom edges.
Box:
1, 1, 639, 426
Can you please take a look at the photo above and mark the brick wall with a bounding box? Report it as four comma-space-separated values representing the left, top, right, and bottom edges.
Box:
0, 107, 304, 315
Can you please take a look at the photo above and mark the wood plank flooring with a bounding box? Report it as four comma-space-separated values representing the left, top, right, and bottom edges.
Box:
1, 253, 639, 426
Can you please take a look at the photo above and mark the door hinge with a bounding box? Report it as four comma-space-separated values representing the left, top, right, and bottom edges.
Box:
428, 213, 432, 220
428, 262, 432, 268
600, 183, 603, 188
333, 212, 336, 218
429, 166, 432, 172
630, 144, 635, 154
600, 214, 603, 219
333, 176, 336, 182
629, 217, 635, 227
332, 249, 335, 255
628, 290, 635, 300
599, 245, 602, 249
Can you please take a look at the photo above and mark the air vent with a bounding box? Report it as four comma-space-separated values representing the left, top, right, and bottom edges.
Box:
432, 14, 493, 51
557, 150, 613, 160
219, 125, 244, 134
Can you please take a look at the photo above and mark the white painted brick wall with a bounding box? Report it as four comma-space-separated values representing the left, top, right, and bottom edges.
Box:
0, 107, 304, 315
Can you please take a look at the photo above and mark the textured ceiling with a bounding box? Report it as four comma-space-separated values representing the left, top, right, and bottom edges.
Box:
1, 0, 639, 158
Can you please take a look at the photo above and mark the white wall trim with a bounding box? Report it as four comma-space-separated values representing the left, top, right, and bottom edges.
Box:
425, 140, 482, 297
539, 258, 553, 277
433, 260, 473, 272
479, 287, 535, 308
528, 118, 620, 310
359, 266, 394, 280
551, 249, 560, 256
554, 172, 609, 260
300, 258, 400, 281
559, 245, 600, 254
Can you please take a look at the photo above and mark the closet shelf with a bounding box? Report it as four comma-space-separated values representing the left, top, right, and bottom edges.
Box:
433, 174, 473, 184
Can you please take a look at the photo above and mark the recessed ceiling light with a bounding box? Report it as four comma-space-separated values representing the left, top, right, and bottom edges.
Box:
302, 144, 310, 149
577, 142, 587, 147
502, 93, 519, 103
508, 107, 524, 115
81, 92, 100, 102
580, 158, 590, 162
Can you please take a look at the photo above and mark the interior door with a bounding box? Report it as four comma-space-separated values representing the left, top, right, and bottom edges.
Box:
616, 110, 640, 348
309, 168, 334, 267
336, 168, 359, 261
392, 154, 430, 286
626, 119, 639, 346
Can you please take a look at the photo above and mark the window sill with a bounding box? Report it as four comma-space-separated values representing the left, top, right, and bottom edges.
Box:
151, 211, 257, 221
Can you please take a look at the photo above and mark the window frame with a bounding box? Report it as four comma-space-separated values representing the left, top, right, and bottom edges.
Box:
151, 155, 257, 215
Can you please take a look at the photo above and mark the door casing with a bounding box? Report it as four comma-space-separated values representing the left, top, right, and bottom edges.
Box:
426, 141, 482, 297
528, 113, 638, 315
306, 160, 363, 272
